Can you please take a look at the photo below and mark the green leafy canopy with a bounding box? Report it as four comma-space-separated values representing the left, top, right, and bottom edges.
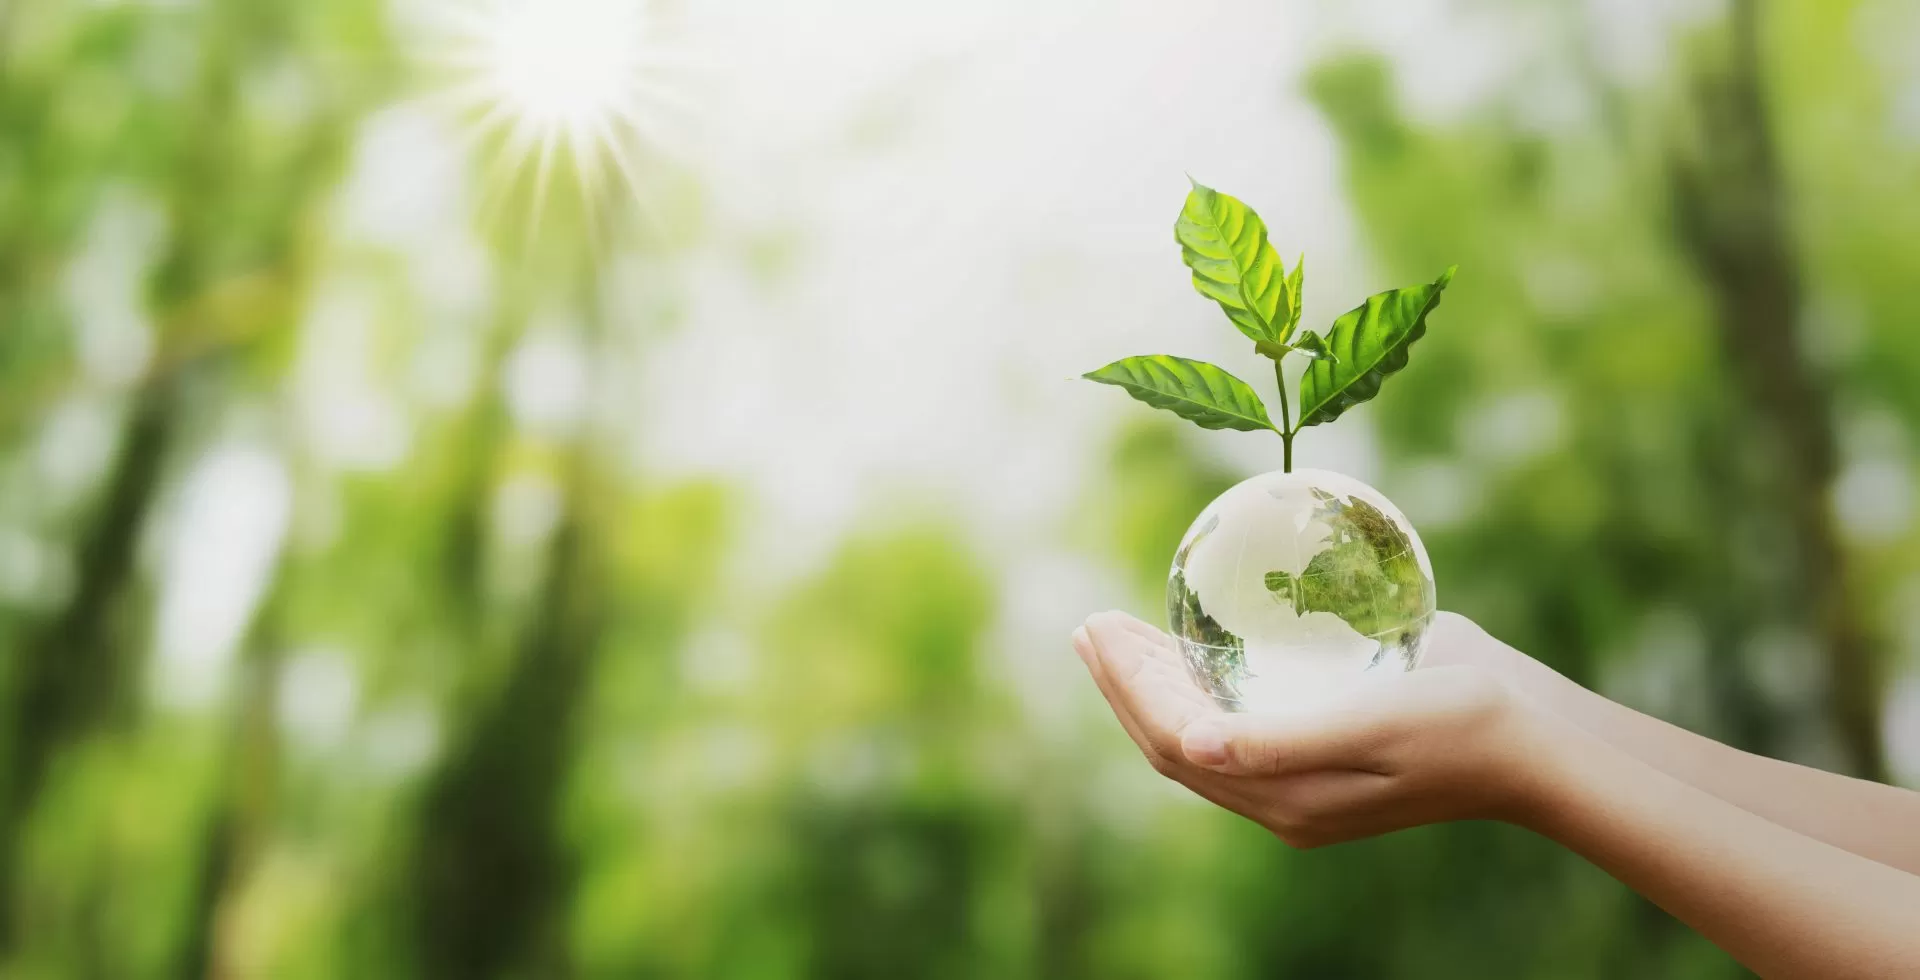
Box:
1083, 179, 1456, 472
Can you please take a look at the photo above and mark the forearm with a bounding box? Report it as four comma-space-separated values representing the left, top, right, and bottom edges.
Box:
1521, 724, 1920, 978
1556, 681, 1920, 874
1469, 626, 1920, 874
1507, 651, 1920, 875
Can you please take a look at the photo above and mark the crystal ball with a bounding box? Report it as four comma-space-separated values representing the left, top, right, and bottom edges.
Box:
1167, 468, 1435, 711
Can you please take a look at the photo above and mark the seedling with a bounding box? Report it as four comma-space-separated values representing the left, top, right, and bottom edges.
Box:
1084, 180, 1455, 472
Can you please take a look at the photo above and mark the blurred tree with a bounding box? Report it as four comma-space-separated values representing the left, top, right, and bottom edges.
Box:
176, 590, 286, 980
404, 245, 612, 976
1667, 0, 1883, 779
764, 526, 1002, 979
409, 468, 600, 979
0, 0, 389, 959
0, 0, 1914, 976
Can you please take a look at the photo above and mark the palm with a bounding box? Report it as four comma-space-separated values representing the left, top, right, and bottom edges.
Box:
1073, 611, 1543, 847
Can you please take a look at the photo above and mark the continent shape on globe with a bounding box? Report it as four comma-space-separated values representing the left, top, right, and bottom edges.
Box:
1168, 469, 1435, 710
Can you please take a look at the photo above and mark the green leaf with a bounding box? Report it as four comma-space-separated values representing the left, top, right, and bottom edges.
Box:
1290, 330, 1333, 362
1254, 332, 1333, 362
1175, 181, 1295, 345
1082, 355, 1277, 432
1297, 266, 1455, 428
1285, 254, 1304, 336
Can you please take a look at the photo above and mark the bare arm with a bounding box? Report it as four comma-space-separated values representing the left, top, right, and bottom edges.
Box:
1523, 718, 1920, 978
1427, 613, 1920, 875
1073, 611, 1920, 979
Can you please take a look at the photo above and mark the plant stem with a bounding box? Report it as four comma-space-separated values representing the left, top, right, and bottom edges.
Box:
1273, 359, 1294, 473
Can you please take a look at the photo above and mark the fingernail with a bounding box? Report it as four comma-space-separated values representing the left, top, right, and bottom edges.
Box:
1182, 724, 1229, 768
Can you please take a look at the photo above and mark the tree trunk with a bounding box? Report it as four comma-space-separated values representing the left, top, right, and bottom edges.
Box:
173, 592, 285, 980
409, 465, 602, 980
0, 371, 181, 948
1667, 0, 1884, 779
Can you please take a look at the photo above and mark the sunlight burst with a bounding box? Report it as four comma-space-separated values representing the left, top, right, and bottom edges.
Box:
423, 0, 690, 232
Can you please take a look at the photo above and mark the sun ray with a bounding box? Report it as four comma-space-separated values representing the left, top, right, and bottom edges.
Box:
590, 114, 666, 236
527, 131, 561, 241
569, 140, 605, 243
413, 0, 694, 239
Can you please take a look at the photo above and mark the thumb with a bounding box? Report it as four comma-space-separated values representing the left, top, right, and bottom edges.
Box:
1180, 704, 1384, 776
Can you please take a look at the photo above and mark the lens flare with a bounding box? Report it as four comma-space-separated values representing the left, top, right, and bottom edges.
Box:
420, 0, 691, 233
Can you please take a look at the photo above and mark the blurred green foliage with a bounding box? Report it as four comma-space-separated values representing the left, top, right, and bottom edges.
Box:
1, 0, 1916, 977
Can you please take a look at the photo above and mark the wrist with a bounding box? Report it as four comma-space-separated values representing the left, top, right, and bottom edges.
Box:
1487, 690, 1597, 832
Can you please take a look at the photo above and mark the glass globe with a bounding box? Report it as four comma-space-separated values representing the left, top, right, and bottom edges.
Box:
1167, 468, 1435, 711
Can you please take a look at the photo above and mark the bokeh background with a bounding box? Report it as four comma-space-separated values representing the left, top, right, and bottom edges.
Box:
4, 0, 1920, 975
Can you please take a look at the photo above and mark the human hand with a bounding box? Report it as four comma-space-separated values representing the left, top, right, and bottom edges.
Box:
1418, 611, 1598, 730
1071, 611, 1565, 847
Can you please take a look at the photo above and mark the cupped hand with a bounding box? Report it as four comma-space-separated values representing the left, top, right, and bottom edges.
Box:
1071, 611, 1563, 847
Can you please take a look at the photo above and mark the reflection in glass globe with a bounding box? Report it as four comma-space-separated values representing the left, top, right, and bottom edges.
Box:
1167, 468, 1435, 712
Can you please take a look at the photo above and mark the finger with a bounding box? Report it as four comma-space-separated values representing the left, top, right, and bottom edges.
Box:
1079, 619, 1185, 762
1086, 613, 1210, 707
1074, 623, 1208, 746
1085, 613, 1220, 758
1179, 689, 1396, 777
1075, 627, 1270, 810
1085, 612, 1211, 704
1073, 626, 1174, 767
1104, 610, 1181, 661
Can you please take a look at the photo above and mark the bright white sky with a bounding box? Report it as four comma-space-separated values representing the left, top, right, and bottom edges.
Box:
634, 0, 1714, 572
645, 0, 1383, 577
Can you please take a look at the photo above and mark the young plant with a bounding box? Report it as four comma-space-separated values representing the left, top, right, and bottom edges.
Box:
1084, 180, 1455, 472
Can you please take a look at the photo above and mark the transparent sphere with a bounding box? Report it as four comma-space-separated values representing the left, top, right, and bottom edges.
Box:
1167, 468, 1435, 711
